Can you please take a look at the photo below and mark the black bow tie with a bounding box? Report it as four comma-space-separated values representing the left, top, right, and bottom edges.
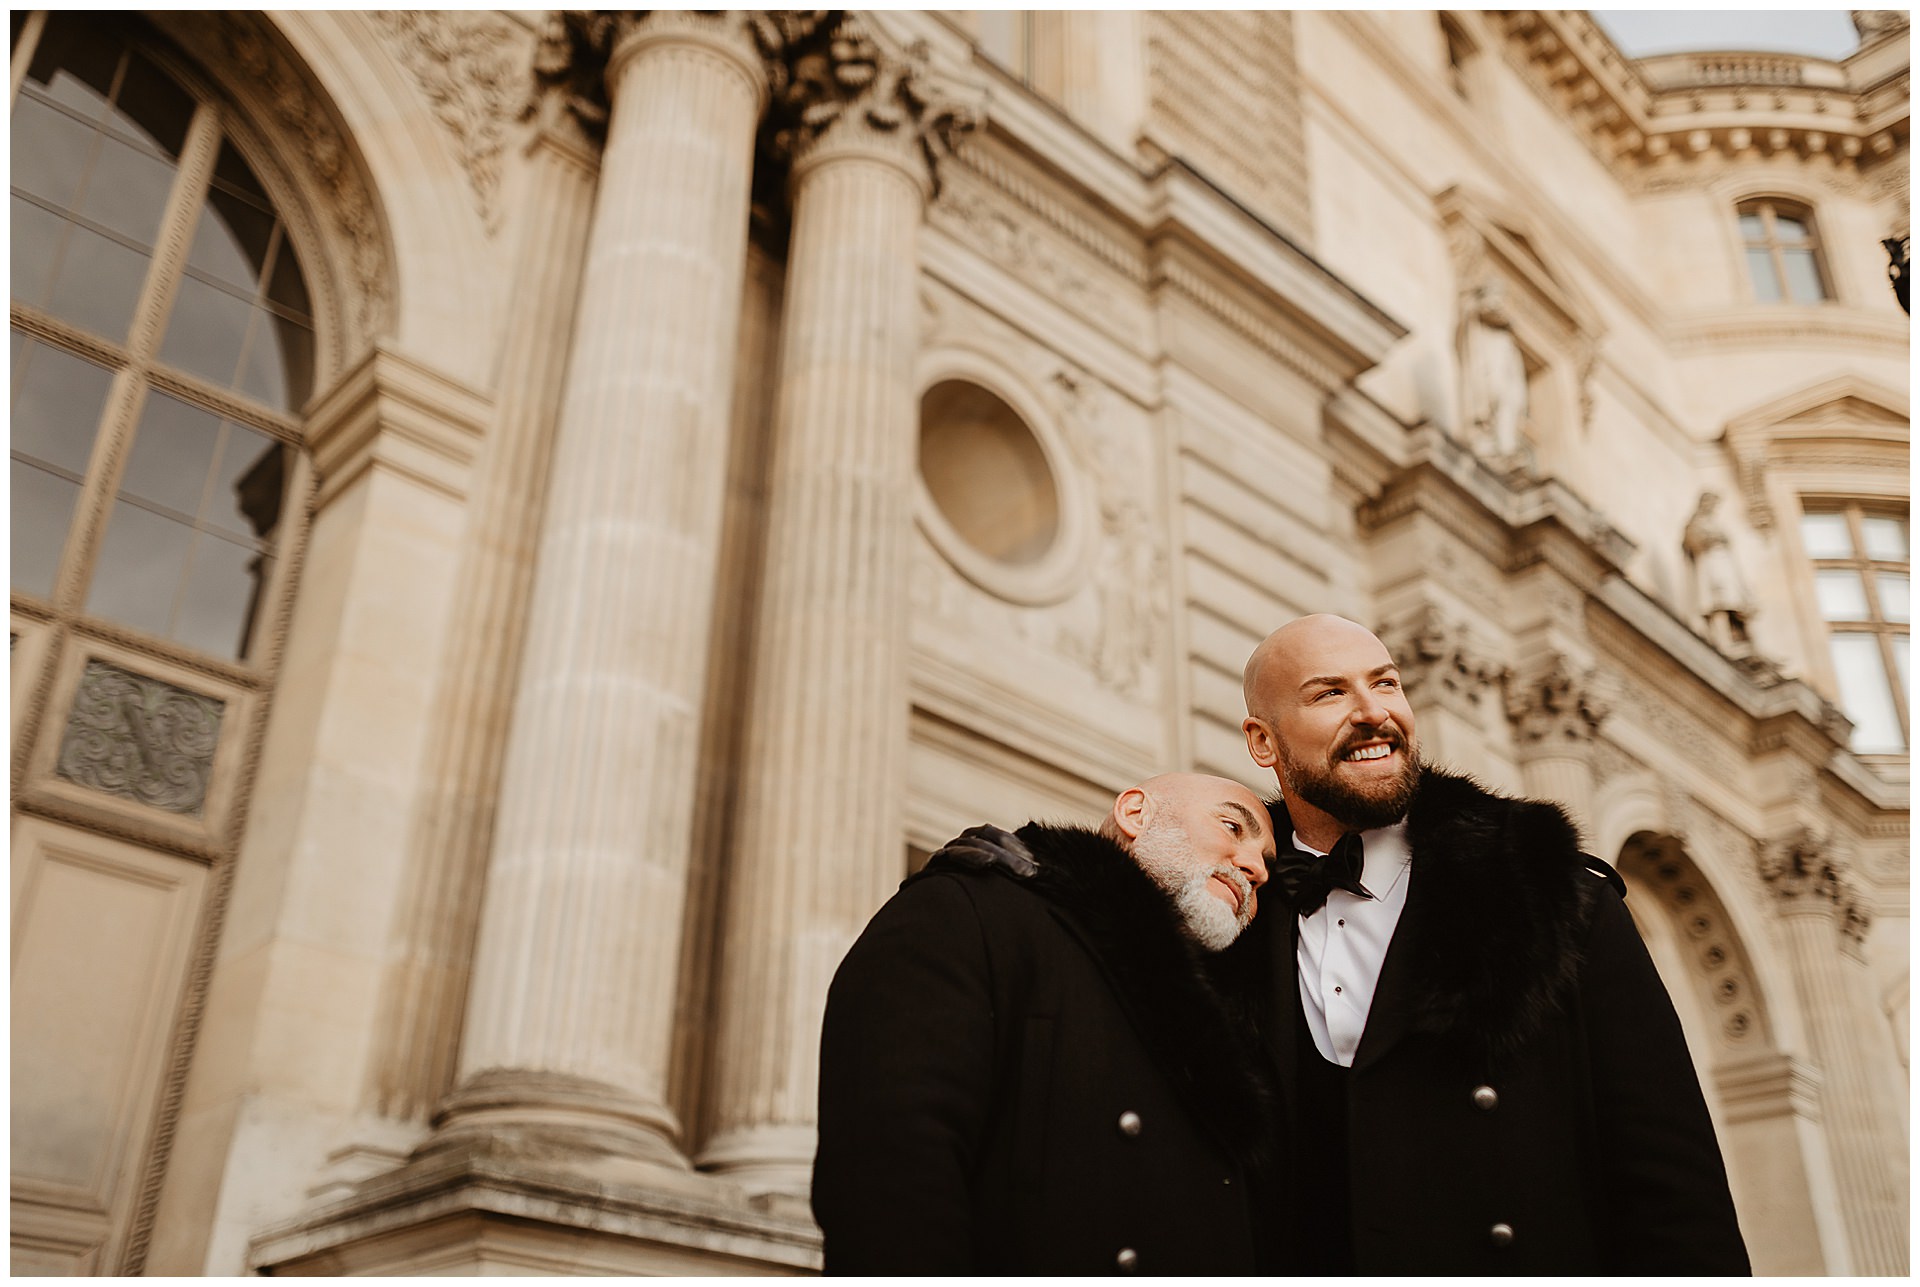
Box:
1271, 832, 1372, 917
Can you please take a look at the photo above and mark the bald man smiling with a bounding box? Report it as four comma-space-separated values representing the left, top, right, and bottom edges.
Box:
812, 773, 1279, 1275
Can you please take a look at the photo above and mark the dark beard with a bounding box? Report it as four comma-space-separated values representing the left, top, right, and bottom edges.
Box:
1279, 734, 1423, 831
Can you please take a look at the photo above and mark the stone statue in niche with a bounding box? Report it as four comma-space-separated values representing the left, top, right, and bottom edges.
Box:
1459, 280, 1534, 474
1682, 491, 1756, 656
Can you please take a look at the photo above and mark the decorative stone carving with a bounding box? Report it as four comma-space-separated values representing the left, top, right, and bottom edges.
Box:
1757, 825, 1856, 906
1681, 491, 1756, 656
1051, 368, 1164, 692
372, 11, 524, 235
933, 182, 1102, 315
527, 10, 615, 139
1853, 10, 1910, 42
758, 11, 979, 193
1627, 833, 1763, 1047
1504, 653, 1610, 745
55, 661, 225, 816
215, 15, 392, 340
1459, 279, 1533, 472
1378, 604, 1509, 712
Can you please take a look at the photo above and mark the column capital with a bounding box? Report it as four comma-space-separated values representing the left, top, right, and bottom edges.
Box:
1756, 825, 1871, 941
1503, 651, 1610, 747
1379, 604, 1509, 716
530, 10, 768, 141
759, 11, 981, 197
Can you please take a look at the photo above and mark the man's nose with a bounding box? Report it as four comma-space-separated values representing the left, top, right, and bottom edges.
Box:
1352, 689, 1390, 726
1237, 849, 1270, 888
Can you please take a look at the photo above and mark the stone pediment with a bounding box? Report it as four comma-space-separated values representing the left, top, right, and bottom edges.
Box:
1721, 374, 1910, 526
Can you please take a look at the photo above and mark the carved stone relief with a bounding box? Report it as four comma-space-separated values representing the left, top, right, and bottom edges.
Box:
1757, 825, 1872, 946
931, 178, 1106, 317
1050, 368, 1165, 693
1504, 652, 1610, 745
1379, 604, 1509, 716
55, 661, 226, 817
372, 11, 526, 236
1627, 833, 1764, 1048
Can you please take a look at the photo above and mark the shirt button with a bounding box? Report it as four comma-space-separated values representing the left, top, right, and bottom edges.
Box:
1333, 985, 1343, 994
1116, 1247, 1139, 1272
1489, 1222, 1515, 1248
1472, 1084, 1499, 1111
1117, 1110, 1142, 1137
1337, 918, 1345, 927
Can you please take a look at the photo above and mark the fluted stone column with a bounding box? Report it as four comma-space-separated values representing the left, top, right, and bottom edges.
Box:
696, 18, 975, 1193
1504, 652, 1608, 832
366, 42, 601, 1129
437, 11, 769, 1165
1759, 831, 1908, 1274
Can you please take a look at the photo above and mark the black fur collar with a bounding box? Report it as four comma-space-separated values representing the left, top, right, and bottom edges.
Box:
1269, 766, 1600, 1061
1011, 822, 1279, 1171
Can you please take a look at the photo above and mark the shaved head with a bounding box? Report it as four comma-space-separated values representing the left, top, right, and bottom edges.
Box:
1243, 614, 1384, 719
1101, 771, 1273, 950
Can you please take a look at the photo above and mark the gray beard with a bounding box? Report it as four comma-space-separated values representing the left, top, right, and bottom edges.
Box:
1131, 819, 1251, 953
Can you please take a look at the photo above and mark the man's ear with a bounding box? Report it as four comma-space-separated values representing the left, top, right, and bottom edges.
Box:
1243, 716, 1279, 769
1111, 786, 1151, 842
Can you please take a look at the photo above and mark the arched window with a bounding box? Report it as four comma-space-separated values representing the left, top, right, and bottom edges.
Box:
1737, 198, 1832, 305
12, 11, 314, 663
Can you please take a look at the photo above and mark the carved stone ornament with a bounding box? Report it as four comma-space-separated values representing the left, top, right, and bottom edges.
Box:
1379, 604, 1509, 711
756, 10, 980, 194
373, 11, 524, 235
526, 10, 617, 140
55, 661, 226, 817
1756, 825, 1854, 907
1503, 653, 1610, 745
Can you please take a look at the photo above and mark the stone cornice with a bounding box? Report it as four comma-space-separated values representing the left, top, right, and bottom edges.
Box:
1494, 11, 1908, 180
304, 346, 492, 510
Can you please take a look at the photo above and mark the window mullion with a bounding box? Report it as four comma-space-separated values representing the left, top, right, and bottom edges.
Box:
8, 10, 47, 109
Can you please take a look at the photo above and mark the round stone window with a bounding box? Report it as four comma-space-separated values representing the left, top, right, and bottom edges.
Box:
918, 379, 1061, 566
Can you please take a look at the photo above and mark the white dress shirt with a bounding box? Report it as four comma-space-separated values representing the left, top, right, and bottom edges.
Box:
1295, 820, 1413, 1067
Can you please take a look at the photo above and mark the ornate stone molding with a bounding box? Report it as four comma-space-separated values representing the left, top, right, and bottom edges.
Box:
1504, 652, 1610, 745
213, 15, 393, 342
1379, 604, 1509, 713
758, 11, 980, 194
1627, 832, 1767, 1048
1757, 826, 1871, 945
372, 11, 525, 236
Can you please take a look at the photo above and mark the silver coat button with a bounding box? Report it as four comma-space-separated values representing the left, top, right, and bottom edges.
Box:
1116, 1247, 1139, 1272
1117, 1110, 1142, 1137
1472, 1084, 1499, 1111
1490, 1222, 1515, 1248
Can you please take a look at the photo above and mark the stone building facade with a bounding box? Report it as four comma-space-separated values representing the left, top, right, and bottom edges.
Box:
8, 9, 1908, 1276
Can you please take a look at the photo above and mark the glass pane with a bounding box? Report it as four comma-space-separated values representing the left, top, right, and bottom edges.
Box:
213, 142, 270, 205
119, 392, 222, 517
1862, 515, 1908, 562
11, 461, 81, 598
1772, 213, 1809, 243
84, 499, 192, 636
187, 186, 276, 292
265, 238, 312, 321
1877, 573, 1910, 625
45, 221, 150, 340
25, 18, 119, 120
1800, 511, 1853, 559
11, 197, 69, 306
174, 532, 263, 660
1829, 634, 1905, 752
1782, 248, 1826, 304
10, 94, 97, 210
12, 340, 114, 475
238, 308, 314, 411
105, 52, 192, 160
209, 430, 284, 541
1815, 570, 1870, 621
74, 132, 177, 246
157, 275, 253, 388
1745, 248, 1782, 302
1737, 212, 1767, 242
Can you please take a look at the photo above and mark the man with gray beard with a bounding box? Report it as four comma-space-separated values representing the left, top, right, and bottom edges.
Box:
812, 773, 1279, 1275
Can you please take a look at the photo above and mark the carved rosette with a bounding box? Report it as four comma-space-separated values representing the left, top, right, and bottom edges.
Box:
1379, 605, 1509, 713
756, 11, 979, 196
1503, 653, 1610, 746
55, 661, 225, 816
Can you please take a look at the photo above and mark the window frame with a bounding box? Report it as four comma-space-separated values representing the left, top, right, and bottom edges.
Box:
1799, 499, 1909, 752
1736, 197, 1835, 306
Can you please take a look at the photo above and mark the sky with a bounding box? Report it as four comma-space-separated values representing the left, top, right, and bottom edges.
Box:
1591, 10, 1863, 60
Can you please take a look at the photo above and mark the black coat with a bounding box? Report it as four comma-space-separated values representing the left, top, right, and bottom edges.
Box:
1237, 768, 1751, 1275
811, 823, 1278, 1275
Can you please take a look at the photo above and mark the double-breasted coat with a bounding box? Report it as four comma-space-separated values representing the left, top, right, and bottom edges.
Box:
1236, 768, 1751, 1274
811, 823, 1278, 1275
